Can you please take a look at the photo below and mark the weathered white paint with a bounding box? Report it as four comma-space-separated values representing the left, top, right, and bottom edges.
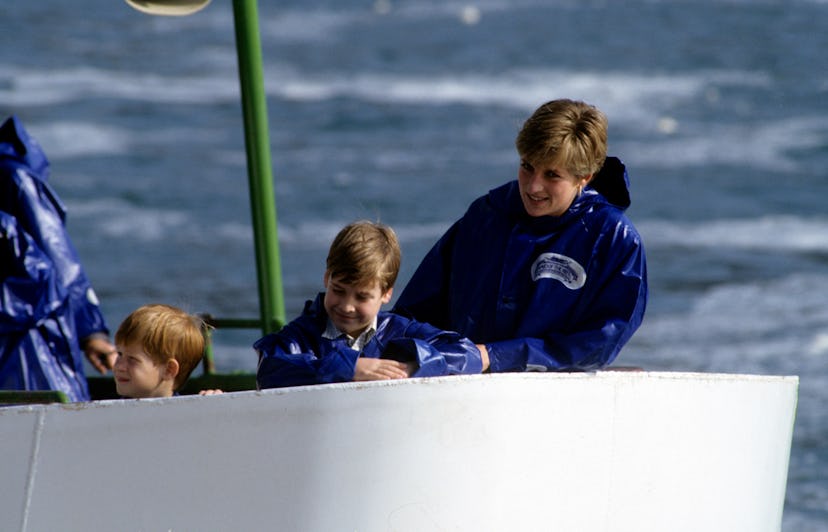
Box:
1, 371, 797, 532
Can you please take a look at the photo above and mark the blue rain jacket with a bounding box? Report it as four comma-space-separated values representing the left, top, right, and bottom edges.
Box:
0, 116, 109, 401
255, 293, 482, 389
394, 157, 647, 372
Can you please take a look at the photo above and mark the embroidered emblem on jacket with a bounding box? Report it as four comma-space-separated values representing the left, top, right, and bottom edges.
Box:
531, 253, 586, 289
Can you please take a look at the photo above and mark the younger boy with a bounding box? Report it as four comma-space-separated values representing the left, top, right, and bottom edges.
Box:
255, 221, 482, 389
112, 304, 205, 398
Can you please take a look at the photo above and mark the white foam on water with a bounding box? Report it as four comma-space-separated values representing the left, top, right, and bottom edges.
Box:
627, 272, 828, 378
26, 121, 131, 158
65, 198, 190, 241
0, 66, 240, 107
621, 115, 827, 171
638, 216, 828, 254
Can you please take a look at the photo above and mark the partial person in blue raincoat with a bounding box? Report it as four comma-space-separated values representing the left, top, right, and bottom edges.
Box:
255, 221, 482, 389
0, 115, 115, 402
394, 99, 648, 372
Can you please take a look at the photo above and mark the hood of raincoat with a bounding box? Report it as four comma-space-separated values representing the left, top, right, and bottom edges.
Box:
0, 115, 50, 181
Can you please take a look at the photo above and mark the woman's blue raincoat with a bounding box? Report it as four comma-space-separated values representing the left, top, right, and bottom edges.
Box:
394, 157, 647, 372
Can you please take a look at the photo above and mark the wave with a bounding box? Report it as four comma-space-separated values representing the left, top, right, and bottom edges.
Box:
0, 60, 769, 116
638, 216, 828, 254
26, 121, 131, 158
619, 115, 828, 171
3, 62, 790, 169
276, 219, 452, 247
624, 272, 828, 385
0, 66, 240, 107
62, 192, 828, 257
66, 198, 193, 241
213, 214, 828, 258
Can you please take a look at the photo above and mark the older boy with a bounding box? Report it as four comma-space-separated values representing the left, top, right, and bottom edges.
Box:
112, 304, 205, 398
255, 221, 482, 389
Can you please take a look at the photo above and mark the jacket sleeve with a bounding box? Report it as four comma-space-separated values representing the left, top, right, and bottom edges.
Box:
254, 322, 360, 389
487, 231, 647, 372
0, 212, 60, 328
377, 318, 483, 377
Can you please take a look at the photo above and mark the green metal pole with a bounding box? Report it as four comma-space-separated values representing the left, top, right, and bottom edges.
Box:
232, 0, 285, 334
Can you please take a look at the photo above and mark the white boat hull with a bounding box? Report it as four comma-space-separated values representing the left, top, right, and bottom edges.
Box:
2, 371, 797, 531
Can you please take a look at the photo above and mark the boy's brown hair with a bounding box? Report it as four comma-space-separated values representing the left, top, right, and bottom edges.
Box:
516, 98, 608, 178
325, 221, 401, 293
114, 304, 205, 390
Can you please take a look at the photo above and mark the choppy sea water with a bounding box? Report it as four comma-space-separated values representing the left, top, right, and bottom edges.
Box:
1, 0, 826, 528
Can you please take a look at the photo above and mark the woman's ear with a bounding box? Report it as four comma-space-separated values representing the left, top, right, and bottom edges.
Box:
164, 358, 180, 381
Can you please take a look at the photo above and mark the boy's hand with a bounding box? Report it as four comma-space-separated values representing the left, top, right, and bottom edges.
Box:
354, 358, 413, 381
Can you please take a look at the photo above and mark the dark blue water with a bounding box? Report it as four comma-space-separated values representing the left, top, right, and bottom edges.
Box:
2, 0, 826, 528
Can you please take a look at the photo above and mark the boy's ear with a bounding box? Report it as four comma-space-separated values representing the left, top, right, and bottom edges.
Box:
323, 271, 330, 287
381, 286, 393, 304
164, 359, 180, 381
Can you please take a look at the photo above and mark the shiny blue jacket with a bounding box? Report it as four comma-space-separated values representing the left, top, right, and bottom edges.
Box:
255, 293, 482, 389
394, 157, 647, 372
0, 116, 108, 401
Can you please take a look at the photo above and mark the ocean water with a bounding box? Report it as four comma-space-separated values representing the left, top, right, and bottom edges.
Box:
1, 0, 826, 528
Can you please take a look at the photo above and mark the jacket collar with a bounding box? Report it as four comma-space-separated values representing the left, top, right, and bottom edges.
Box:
489, 156, 631, 232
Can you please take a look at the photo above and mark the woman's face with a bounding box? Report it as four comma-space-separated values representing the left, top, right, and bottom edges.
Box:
517, 159, 589, 218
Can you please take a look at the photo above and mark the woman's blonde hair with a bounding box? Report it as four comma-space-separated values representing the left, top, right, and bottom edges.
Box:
515, 99, 608, 178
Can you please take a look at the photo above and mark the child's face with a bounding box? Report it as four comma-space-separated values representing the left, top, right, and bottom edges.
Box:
323, 274, 392, 338
112, 341, 173, 398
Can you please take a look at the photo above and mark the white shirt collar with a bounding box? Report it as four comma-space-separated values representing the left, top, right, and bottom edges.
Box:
322, 316, 378, 352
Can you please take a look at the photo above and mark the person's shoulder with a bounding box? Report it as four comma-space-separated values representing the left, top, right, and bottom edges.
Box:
253, 297, 326, 350
377, 310, 439, 338
378, 310, 456, 339
588, 203, 644, 246
458, 181, 518, 223
377, 310, 412, 328
482, 181, 517, 207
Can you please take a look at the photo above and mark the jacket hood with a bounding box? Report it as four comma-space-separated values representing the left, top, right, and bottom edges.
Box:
488, 156, 631, 229
589, 156, 631, 209
0, 115, 50, 180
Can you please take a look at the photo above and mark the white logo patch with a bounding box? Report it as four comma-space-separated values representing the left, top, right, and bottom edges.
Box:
530, 253, 586, 289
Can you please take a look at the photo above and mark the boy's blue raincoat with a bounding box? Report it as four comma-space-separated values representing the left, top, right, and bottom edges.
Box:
394, 157, 647, 372
0, 116, 109, 401
255, 293, 482, 389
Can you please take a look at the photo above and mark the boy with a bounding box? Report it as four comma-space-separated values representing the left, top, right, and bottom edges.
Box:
255, 221, 482, 389
112, 304, 205, 398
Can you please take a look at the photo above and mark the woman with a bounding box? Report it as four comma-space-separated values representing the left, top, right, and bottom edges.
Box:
394, 99, 647, 372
